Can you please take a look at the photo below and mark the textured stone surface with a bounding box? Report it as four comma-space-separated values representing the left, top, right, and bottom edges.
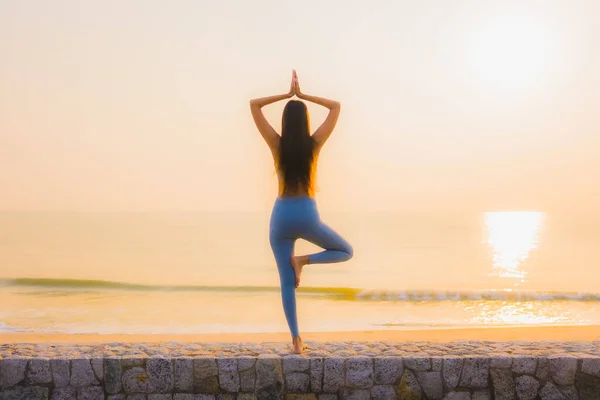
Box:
105, 358, 122, 394
322, 358, 344, 393
50, 387, 76, 400
374, 357, 403, 385
536, 358, 550, 381
70, 359, 99, 388
286, 372, 310, 393
147, 357, 174, 393
539, 381, 568, 400
512, 357, 537, 375
515, 375, 539, 400
581, 358, 600, 377
194, 358, 220, 394
397, 370, 422, 400
370, 385, 396, 400
491, 357, 513, 369
91, 358, 104, 382
283, 357, 310, 374
0, 340, 599, 398
443, 392, 471, 400
0, 386, 49, 399
416, 371, 443, 400
237, 394, 258, 400
549, 357, 578, 386
239, 363, 256, 393
491, 368, 516, 400
77, 386, 104, 400
173, 395, 216, 400
0, 359, 28, 388
317, 395, 337, 400
122, 366, 153, 393
558, 385, 578, 400
255, 355, 284, 400
309, 358, 323, 392
3, 340, 600, 359
285, 395, 317, 400
345, 357, 373, 389
26, 359, 52, 385
459, 358, 490, 388
442, 358, 462, 390
125, 394, 146, 400
576, 371, 600, 400
218, 358, 240, 392
472, 391, 492, 400
404, 357, 431, 372
173, 358, 193, 392
340, 389, 370, 400
148, 395, 173, 400
50, 359, 70, 389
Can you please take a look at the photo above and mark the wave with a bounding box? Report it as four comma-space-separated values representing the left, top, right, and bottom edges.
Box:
3, 277, 600, 302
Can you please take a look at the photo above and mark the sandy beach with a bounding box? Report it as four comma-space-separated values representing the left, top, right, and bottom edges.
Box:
2, 325, 600, 344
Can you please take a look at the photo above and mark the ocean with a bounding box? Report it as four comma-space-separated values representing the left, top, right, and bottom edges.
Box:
2, 210, 600, 334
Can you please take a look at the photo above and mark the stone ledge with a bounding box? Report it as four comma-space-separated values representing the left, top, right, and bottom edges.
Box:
1, 341, 600, 399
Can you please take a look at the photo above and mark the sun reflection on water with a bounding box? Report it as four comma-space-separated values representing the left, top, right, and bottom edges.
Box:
472, 302, 565, 326
484, 211, 544, 286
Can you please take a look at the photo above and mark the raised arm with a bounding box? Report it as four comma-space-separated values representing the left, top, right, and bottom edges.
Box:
249, 72, 296, 152
295, 77, 341, 150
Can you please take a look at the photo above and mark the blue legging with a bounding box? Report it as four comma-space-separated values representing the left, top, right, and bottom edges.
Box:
269, 196, 353, 338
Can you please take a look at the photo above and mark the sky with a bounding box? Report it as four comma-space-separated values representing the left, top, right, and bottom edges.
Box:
1, 0, 599, 214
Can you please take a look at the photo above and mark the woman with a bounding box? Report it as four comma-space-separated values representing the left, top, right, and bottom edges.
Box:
250, 70, 354, 354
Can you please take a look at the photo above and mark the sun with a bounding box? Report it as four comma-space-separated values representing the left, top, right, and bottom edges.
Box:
465, 13, 556, 90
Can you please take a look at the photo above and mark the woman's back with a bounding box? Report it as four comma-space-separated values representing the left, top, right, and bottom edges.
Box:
275, 150, 319, 198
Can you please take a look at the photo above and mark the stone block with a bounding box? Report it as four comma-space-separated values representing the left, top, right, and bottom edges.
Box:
396, 370, 422, 400
193, 358, 220, 394
70, 359, 99, 388
442, 358, 462, 390
286, 372, 310, 393
549, 357, 578, 386
404, 357, 431, 372
255, 355, 284, 400
26, 359, 52, 385
309, 358, 323, 392
345, 357, 373, 389
147, 357, 174, 393
443, 392, 470, 400
105, 358, 122, 394
122, 366, 153, 393
217, 358, 240, 392
283, 356, 310, 374
370, 385, 396, 400
77, 386, 104, 400
515, 375, 539, 400
512, 357, 537, 375
1, 386, 49, 400
0, 359, 28, 387
173, 358, 193, 392
374, 357, 403, 385
322, 358, 344, 393
491, 368, 516, 400
416, 371, 443, 399
459, 358, 489, 388
50, 387, 77, 400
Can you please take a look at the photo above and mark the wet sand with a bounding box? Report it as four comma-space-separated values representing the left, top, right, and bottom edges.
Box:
2, 325, 600, 344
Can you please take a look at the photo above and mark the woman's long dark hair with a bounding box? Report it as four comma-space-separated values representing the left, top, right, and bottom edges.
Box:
279, 100, 315, 194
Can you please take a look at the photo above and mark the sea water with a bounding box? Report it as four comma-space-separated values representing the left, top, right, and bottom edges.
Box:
1, 210, 600, 334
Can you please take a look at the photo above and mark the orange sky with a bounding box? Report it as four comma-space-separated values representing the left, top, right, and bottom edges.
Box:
1, 0, 599, 214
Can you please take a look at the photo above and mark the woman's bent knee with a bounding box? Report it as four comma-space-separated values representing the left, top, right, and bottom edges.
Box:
344, 243, 354, 260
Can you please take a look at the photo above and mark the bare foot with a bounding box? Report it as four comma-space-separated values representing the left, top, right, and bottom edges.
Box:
292, 336, 307, 354
291, 255, 309, 288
